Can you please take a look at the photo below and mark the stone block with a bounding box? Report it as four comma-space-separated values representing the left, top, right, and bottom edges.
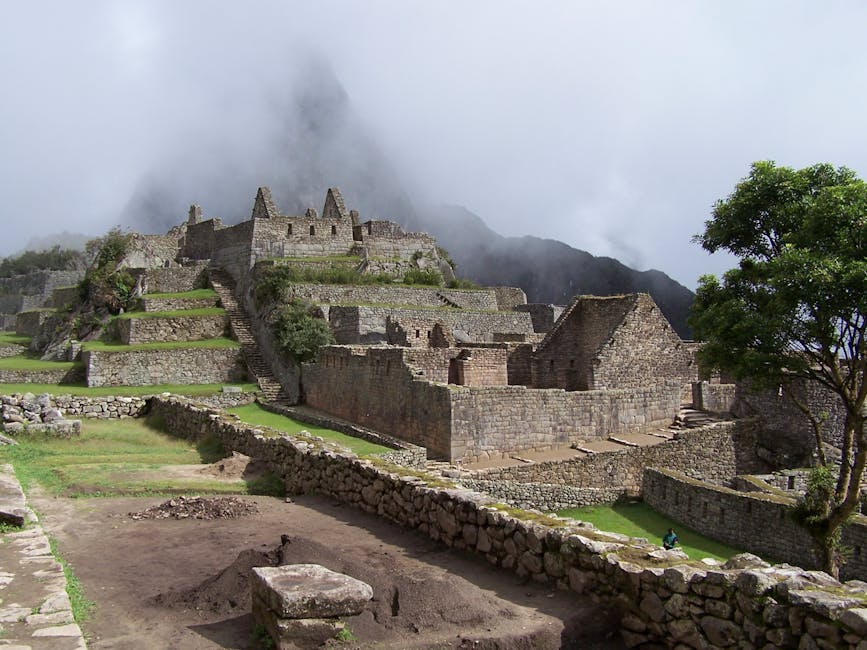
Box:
251, 564, 372, 620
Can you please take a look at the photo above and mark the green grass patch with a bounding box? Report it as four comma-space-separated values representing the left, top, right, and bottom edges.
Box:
557, 501, 746, 562
48, 536, 95, 624
0, 332, 31, 346
0, 355, 78, 371
227, 403, 392, 456
82, 337, 239, 352
113, 307, 225, 320
0, 418, 249, 497
142, 289, 217, 300
0, 382, 257, 397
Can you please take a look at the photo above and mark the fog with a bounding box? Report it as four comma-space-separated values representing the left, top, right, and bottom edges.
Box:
2, 1, 866, 288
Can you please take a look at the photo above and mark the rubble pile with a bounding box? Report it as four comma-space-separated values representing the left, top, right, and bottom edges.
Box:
129, 496, 258, 520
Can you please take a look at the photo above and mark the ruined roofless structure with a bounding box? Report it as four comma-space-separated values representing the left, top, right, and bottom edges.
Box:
176, 186, 446, 283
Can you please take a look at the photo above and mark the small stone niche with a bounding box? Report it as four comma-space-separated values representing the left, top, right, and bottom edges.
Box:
251, 564, 373, 649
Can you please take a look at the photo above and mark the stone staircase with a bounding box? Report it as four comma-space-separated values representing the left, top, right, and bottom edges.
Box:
435, 291, 462, 309
208, 268, 291, 405
669, 404, 725, 430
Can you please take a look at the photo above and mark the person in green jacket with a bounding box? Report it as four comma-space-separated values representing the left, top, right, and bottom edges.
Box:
662, 528, 678, 550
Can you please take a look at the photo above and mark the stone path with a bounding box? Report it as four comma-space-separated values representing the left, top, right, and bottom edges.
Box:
0, 465, 85, 649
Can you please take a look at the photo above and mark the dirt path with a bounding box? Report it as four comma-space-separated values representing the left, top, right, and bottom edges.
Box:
33, 493, 626, 649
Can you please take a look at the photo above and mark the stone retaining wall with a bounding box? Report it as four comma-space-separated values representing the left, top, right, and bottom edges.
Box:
0, 365, 84, 384
284, 283, 502, 311
328, 306, 534, 345
643, 468, 867, 581
15, 310, 52, 336
459, 478, 625, 511
471, 421, 766, 495
260, 402, 427, 468
144, 395, 867, 649
139, 295, 218, 312
109, 313, 228, 344
50, 285, 79, 309
132, 264, 209, 294
83, 347, 246, 386
692, 382, 737, 414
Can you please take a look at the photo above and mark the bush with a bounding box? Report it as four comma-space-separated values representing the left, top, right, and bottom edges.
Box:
272, 300, 335, 363
403, 268, 442, 286
78, 228, 135, 318
447, 278, 478, 289
0, 246, 86, 278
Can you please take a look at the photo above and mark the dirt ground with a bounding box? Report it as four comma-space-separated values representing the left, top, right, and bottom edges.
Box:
33, 491, 627, 650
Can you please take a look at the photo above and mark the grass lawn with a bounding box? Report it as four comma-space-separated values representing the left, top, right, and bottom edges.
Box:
558, 501, 747, 563
0, 382, 258, 397
0, 355, 78, 371
0, 332, 31, 346
113, 307, 225, 320
227, 402, 392, 456
142, 289, 217, 300
82, 337, 239, 352
0, 417, 277, 497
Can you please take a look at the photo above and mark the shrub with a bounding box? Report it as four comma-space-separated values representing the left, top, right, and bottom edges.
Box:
403, 268, 442, 286
0, 246, 86, 278
272, 300, 335, 363
447, 278, 478, 289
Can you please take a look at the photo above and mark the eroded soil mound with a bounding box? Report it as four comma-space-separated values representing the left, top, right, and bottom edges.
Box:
151, 548, 277, 616
128, 496, 258, 520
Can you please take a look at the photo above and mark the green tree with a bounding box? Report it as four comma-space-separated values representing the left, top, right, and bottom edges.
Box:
690, 161, 867, 577
272, 300, 335, 363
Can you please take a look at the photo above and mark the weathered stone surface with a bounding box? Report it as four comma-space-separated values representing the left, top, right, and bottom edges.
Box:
841, 608, 867, 636
699, 615, 742, 646
251, 564, 372, 620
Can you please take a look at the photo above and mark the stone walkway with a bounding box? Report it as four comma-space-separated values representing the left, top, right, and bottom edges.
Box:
0, 465, 86, 649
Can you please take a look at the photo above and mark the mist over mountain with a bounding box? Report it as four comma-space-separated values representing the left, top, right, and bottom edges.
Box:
119, 58, 694, 337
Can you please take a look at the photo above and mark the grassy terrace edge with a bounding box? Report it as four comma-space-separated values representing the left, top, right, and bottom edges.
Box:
141, 288, 218, 300
113, 307, 225, 320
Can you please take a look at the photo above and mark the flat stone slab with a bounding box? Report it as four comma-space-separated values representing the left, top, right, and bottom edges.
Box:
252, 564, 373, 619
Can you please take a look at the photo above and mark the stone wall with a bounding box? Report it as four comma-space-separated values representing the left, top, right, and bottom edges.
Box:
0, 365, 84, 384
303, 346, 454, 458
139, 295, 218, 312
82, 347, 246, 387
251, 214, 355, 261
692, 382, 737, 413
448, 383, 682, 462
472, 421, 766, 495
15, 310, 52, 336
734, 379, 849, 451
516, 304, 564, 333
643, 468, 867, 581
210, 221, 256, 281
328, 306, 534, 345
459, 478, 625, 511
493, 287, 528, 311
51, 286, 80, 309
109, 313, 228, 344
283, 283, 502, 311
0, 270, 84, 300
144, 395, 867, 649
134, 264, 209, 294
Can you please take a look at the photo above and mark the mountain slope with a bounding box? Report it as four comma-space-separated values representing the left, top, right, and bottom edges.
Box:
407, 205, 694, 338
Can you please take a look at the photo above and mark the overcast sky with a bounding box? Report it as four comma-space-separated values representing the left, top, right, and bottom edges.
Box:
2, 2, 866, 288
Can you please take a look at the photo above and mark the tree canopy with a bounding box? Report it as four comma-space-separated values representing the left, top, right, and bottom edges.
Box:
690, 161, 867, 575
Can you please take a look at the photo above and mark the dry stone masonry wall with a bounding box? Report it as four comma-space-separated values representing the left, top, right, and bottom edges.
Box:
473, 421, 766, 494
643, 468, 867, 581
83, 347, 246, 387
145, 395, 867, 649
110, 313, 228, 344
